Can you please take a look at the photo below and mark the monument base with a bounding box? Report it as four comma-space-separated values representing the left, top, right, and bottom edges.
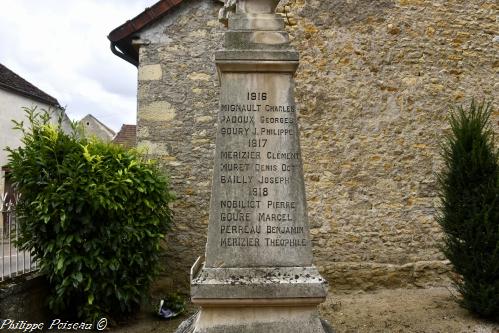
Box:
174, 259, 333, 333
175, 306, 334, 333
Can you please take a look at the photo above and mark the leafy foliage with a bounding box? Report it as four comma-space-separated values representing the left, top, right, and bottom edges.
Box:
6, 108, 174, 322
438, 100, 499, 320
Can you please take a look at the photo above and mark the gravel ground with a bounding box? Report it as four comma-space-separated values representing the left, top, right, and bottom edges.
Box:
319, 287, 498, 333
109, 287, 498, 333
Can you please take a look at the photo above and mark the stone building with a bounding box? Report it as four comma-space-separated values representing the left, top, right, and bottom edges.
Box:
78, 114, 116, 142
108, 0, 498, 291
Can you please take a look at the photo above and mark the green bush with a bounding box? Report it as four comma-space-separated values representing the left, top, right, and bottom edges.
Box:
438, 100, 498, 320
6, 108, 174, 322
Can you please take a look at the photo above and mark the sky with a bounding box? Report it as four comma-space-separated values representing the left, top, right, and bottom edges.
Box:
0, 0, 159, 132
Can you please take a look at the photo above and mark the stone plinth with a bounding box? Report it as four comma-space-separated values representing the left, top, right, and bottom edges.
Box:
177, 1, 331, 332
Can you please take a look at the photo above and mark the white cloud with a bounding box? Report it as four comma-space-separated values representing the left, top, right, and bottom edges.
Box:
0, 0, 158, 131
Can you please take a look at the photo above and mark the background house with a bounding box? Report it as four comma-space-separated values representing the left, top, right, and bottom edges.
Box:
108, 0, 498, 292
78, 114, 116, 142
0, 63, 72, 232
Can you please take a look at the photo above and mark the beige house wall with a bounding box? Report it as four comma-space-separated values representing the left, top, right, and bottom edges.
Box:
135, 0, 498, 292
0, 89, 71, 229
0, 91, 72, 170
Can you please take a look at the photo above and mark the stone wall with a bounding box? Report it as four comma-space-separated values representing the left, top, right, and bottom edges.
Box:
136, 0, 223, 292
136, 0, 498, 291
0, 274, 49, 321
283, 0, 498, 290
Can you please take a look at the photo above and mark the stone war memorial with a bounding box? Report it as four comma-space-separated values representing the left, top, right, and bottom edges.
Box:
177, 0, 331, 332
102, 0, 499, 330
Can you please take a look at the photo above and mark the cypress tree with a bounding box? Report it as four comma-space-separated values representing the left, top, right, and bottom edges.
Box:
438, 100, 499, 320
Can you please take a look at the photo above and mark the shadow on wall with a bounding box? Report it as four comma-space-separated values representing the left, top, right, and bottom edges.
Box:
297, 0, 395, 27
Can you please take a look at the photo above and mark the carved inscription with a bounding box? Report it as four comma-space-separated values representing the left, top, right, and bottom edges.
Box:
218, 90, 307, 249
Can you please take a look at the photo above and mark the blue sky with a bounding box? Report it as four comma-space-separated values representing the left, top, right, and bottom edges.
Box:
0, 0, 158, 132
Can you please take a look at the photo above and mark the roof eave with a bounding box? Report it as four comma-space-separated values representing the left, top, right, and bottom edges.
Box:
0, 82, 61, 108
107, 0, 185, 66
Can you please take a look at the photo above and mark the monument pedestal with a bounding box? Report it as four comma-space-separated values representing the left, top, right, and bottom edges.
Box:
176, 1, 332, 332
191, 304, 327, 333
188, 259, 329, 333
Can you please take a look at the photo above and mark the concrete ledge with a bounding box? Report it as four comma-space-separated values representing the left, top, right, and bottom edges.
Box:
176, 311, 335, 333
216, 60, 299, 73
216, 50, 299, 61
192, 306, 328, 333
225, 31, 290, 50
191, 266, 328, 300
229, 14, 285, 31
192, 297, 326, 307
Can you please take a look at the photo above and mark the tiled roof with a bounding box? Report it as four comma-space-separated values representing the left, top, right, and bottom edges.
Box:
0, 63, 60, 107
107, 0, 186, 65
108, 0, 185, 43
112, 124, 136, 148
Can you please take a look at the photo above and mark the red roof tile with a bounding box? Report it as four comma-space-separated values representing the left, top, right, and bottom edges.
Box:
112, 124, 137, 148
108, 0, 185, 65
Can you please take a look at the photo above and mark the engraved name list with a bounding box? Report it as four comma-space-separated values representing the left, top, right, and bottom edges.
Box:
217, 89, 307, 250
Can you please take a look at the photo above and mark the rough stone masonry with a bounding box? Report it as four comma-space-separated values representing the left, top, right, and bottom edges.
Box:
134, 0, 498, 292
